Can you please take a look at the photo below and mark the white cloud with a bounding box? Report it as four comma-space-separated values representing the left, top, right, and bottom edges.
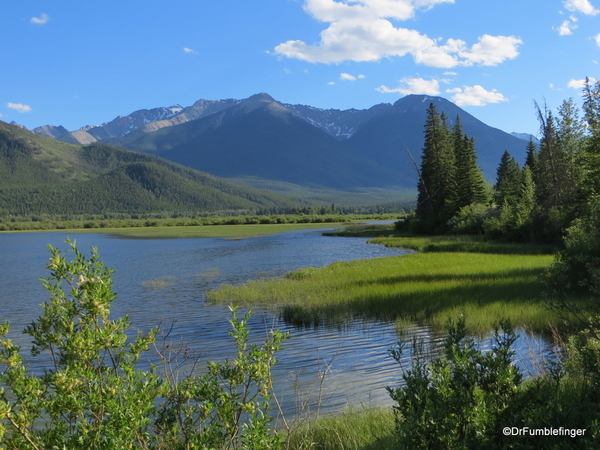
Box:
564, 0, 600, 15
460, 35, 523, 66
302, 0, 455, 23
30, 13, 50, 25
595, 33, 600, 46
328, 81, 336, 85
183, 47, 198, 54
7, 103, 32, 113
377, 77, 440, 95
274, 0, 521, 67
568, 77, 598, 89
556, 19, 577, 35
446, 85, 507, 106
339, 72, 365, 80
275, 18, 435, 64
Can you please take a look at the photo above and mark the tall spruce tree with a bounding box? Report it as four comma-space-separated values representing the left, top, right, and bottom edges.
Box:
583, 77, 600, 153
452, 116, 489, 211
533, 100, 583, 237
580, 79, 600, 198
494, 151, 521, 206
516, 165, 535, 228
525, 137, 538, 174
416, 103, 455, 232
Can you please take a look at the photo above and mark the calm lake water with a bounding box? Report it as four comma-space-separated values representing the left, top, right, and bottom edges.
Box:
0, 227, 556, 419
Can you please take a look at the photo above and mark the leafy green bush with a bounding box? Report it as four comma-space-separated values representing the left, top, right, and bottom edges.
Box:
447, 203, 492, 235
0, 240, 287, 449
546, 200, 600, 297
387, 317, 523, 449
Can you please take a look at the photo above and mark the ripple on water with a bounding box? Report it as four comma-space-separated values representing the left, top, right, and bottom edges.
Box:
0, 229, 558, 419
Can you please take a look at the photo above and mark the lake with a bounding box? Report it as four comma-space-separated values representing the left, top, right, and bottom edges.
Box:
0, 227, 556, 419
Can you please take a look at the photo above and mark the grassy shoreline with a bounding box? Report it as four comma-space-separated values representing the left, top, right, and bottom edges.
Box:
0, 214, 402, 238
208, 232, 582, 334
209, 251, 559, 333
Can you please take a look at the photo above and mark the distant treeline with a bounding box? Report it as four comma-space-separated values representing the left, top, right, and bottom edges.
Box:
0, 213, 403, 232
0, 123, 413, 221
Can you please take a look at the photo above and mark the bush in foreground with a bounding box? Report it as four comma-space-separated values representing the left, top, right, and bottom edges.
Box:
0, 240, 287, 449
388, 316, 600, 449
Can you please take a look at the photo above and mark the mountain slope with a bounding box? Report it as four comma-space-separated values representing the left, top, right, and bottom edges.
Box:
346, 95, 529, 183
113, 94, 527, 189
33, 99, 241, 145
31, 93, 531, 191
0, 120, 293, 218
110, 94, 401, 189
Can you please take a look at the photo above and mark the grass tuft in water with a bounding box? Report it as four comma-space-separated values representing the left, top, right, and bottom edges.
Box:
208, 250, 583, 334
141, 276, 176, 287
287, 406, 395, 450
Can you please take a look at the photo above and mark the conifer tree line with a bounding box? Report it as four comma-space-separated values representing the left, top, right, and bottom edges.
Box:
415, 104, 489, 233
413, 78, 600, 245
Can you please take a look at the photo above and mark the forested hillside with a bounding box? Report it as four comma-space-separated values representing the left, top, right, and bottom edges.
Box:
409, 78, 600, 290
0, 121, 294, 219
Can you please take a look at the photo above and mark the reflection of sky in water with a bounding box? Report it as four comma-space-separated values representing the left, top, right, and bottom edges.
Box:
0, 229, 558, 419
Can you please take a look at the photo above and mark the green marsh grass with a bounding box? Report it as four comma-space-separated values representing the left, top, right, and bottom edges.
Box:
287, 406, 395, 450
208, 250, 570, 334
369, 234, 560, 255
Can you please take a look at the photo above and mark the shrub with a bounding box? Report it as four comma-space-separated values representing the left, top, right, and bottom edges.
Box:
447, 203, 492, 235
546, 200, 600, 297
387, 317, 523, 449
0, 240, 287, 449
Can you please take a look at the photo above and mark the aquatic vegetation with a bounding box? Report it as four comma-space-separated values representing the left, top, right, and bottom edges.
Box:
209, 251, 563, 333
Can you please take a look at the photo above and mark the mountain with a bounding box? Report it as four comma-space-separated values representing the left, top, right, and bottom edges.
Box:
0, 120, 294, 219
33, 99, 241, 145
511, 132, 540, 144
283, 102, 393, 139
346, 95, 529, 184
105, 94, 527, 189
107, 93, 400, 189
33, 93, 531, 191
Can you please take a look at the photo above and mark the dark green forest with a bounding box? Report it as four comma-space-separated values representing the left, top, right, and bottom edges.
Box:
0, 121, 300, 219
411, 80, 598, 242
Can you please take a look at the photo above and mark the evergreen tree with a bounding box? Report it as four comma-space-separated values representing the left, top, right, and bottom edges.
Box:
524, 137, 538, 174
516, 165, 535, 229
453, 116, 489, 210
583, 77, 600, 152
416, 103, 455, 232
581, 78, 600, 197
494, 151, 521, 206
533, 100, 584, 238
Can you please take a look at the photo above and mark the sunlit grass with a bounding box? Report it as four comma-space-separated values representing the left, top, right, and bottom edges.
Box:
369, 235, 560, 255
287, 406, 395, 450
208, 250, 573, 334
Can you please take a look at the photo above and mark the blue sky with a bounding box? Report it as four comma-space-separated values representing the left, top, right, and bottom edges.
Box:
2, 0, 599, 136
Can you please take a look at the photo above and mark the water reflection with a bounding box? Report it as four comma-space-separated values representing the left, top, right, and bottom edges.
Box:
0, 228, 557, 419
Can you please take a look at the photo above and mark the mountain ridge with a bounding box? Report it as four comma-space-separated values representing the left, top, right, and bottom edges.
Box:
24, 93, 533, 192
0, 120, 296, 219
31, 94, 534, 146
103, 93, 529, 189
